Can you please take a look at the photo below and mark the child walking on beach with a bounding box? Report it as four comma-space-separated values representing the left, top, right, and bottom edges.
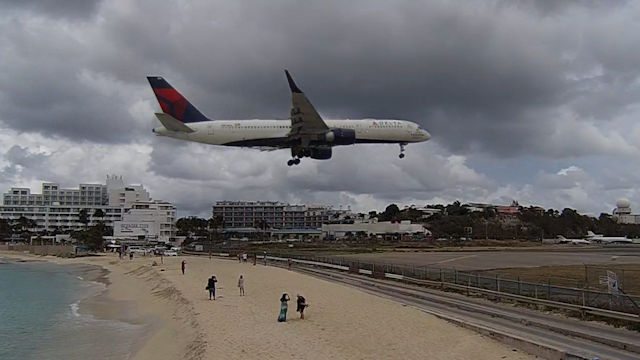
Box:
238, 275, 245, 296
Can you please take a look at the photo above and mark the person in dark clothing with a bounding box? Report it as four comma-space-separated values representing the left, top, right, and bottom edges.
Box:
181, 260, 186, 275
206, 275, 218, 300
296, 294, 308, 319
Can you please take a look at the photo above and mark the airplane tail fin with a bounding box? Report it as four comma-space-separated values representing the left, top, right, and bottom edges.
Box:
147, 76, 210, 124
586, 231, 595, 236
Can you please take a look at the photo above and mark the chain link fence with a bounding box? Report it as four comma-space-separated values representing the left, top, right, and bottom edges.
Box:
262, 252, 640, 314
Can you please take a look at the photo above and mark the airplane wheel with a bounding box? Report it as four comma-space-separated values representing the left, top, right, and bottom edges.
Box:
399, 153, 405, 159
287, 160, 294, 166
294, 158, 301, 165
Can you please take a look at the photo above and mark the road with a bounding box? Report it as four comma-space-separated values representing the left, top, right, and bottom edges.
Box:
295, 266, 640, 360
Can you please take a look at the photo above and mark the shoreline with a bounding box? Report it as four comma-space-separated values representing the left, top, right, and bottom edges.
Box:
1, 250, 534, 359
0, 251, 198, 360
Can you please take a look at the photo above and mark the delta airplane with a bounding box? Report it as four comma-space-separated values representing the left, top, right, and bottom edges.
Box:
584, 231, 632, 244
147, 71, 431, 166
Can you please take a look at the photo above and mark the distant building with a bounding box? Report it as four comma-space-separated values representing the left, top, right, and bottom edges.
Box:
112, 201, 176, 243
212, 201, 351, 230
1, 176, 176, 242
322, 220, 431, 239
612, 198, 640, 224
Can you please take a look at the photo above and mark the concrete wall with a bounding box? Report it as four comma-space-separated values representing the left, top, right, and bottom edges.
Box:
0, 244, 75, 257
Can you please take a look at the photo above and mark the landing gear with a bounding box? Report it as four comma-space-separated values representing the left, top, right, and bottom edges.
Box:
287, 158, 301, 166
399, 143, 407, 159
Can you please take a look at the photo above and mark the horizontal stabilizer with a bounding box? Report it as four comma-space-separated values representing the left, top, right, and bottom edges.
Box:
155, 113, 195, 133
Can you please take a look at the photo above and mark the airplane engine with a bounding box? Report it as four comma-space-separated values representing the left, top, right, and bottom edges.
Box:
309, 147, 332, 159
324, 128, 356, 145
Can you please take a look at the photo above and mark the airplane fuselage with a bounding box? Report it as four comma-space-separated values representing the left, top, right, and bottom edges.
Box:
153, 118, 430, 148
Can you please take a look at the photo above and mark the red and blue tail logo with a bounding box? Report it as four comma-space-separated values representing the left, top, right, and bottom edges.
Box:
147, 76, 209, 123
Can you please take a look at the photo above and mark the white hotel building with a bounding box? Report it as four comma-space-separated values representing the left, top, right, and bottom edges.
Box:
1, 175, 176, 243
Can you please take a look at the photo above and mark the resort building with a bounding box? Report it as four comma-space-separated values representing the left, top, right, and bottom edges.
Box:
112, 201, 177, 243
212, 201, 352, 230
1, 175, 176, 242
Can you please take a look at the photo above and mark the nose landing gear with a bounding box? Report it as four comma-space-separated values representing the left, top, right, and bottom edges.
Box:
399, 143, 407, 159
287, 158, 301, 166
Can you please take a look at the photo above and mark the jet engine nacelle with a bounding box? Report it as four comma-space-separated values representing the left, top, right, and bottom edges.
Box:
310, 147, 332, 160
324, 128, 356, 145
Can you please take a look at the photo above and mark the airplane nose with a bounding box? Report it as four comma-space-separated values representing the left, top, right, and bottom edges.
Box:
422, 129, 431, 140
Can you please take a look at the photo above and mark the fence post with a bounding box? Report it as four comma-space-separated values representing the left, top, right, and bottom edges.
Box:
467, 278, 470, 296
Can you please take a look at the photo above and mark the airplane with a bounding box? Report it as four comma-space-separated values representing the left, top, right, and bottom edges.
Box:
147, 70, 431, 166
556, 235, 591, 245
585, 231, 633, 244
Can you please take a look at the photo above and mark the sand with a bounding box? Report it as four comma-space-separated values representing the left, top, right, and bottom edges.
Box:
0, 251, 534, 359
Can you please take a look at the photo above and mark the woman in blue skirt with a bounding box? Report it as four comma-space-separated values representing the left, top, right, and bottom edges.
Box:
277, 293, 290, 322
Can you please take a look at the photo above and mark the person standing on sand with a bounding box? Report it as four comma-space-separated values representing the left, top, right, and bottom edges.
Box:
278, 293, 290, 322
296, 294, 308, 319
206, 275, 218, 300
238, 275, 245, 296
181, 260, 186, 275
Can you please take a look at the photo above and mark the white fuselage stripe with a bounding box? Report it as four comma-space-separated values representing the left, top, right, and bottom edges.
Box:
154, 119, 427, 146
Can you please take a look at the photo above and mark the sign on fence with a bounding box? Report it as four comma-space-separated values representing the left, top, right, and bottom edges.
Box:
599, 271, 620, 295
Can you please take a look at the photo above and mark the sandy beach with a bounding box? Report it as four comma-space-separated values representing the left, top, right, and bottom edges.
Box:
1, 251, 534, 359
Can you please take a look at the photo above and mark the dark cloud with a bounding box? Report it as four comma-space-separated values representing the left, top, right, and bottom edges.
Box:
0, 0, 102, 19
1, 1, 640, 217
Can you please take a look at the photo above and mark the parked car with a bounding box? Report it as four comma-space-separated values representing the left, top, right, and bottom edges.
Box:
163, 250, 178, 256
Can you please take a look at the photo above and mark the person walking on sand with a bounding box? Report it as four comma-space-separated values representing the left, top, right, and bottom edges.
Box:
277, 293, 290, 322
296, 294, 308, 319
181, 260, 186, 275
238, 275, 245, 296
206, 275, 218, 300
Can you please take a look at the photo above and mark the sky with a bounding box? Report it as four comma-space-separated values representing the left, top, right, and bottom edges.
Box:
1, 0, 640, 218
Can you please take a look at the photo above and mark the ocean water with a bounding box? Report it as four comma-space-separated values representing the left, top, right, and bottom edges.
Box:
0, 257, 147, 360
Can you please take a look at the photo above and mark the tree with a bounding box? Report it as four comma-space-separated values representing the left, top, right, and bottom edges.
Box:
78, 209, 90, 231
379, 204, 401, 221
0, 218, 11, 240
93, 208, 105, 222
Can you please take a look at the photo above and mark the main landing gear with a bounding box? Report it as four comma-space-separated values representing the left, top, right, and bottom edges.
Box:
399, 143, 407, 159
287, 158, 301, 166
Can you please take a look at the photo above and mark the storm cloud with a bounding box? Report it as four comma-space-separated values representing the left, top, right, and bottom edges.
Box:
1, 0, 640, 217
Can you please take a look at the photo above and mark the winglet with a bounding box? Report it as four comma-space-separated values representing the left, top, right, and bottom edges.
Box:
285, 70, 302, 93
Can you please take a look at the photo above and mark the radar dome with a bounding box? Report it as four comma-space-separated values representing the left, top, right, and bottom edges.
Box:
616, 198, 631, 208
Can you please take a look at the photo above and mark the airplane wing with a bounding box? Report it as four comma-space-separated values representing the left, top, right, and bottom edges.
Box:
285, 70, 329, 135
